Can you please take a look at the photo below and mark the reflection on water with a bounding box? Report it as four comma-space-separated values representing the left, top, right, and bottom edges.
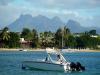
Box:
0, 51, 100, 75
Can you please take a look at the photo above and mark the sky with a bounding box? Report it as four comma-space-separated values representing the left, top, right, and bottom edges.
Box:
0, 0, 100, 28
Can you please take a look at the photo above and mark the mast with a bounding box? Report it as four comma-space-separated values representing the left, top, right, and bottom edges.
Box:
61, 27, 64, 49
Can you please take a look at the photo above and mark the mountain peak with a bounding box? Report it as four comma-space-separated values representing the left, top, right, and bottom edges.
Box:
67, 19, 81, 27
20, 14, 33, 18
66, 19, 85, 33
52, 16, 60, 20
36, 15, 48, 19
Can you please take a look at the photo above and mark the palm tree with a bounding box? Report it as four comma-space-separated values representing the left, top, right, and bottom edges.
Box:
1, 27, 10, 41
0, 27, 10, 48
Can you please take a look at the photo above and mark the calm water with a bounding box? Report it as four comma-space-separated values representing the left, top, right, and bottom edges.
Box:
0, 51, 100, 75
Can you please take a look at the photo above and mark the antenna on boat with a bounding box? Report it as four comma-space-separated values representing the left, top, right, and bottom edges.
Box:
61, 26, 64, 51
61, 27, 64, 50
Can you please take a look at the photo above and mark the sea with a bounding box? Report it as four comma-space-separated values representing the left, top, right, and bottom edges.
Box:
0, 50, 100, 75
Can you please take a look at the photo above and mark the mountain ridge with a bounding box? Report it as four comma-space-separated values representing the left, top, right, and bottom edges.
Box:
8, 14, 100, 34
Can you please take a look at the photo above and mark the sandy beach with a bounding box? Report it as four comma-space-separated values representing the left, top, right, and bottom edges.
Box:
77, 49, 100, 52
61, 49, 100, 52
0, 48, 45, 51
0, 48, 100, 52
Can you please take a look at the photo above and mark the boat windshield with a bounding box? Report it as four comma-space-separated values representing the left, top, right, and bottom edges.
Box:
45, 48, 67, 64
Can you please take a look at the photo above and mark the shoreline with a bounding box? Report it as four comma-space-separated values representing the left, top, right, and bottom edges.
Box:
0, 48, 100, 52
62, 49, 100, 52
0, 48, 45, 51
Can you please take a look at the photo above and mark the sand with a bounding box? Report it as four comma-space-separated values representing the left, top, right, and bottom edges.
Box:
0, 48, 100, 52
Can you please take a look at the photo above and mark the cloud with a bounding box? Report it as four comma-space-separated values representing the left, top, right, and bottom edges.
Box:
0, 0, 100, 28
25, 0, 100, 9
0, 0, 13, 5
0, 0, 100, 8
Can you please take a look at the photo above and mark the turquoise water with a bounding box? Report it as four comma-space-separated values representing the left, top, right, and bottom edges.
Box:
0, 51, 100, 75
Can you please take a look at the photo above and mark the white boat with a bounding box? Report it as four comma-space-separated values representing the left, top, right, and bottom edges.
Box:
22, 48, 85, 71
23, 49, 27, 51
19, 49, 27, 51
22, 48, 71, 71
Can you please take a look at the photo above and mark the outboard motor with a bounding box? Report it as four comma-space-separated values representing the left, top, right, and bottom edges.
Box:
76, 62, 85, 71
70, 62, 77, 71
70, 62, 85, 71
78, 62, 85, 71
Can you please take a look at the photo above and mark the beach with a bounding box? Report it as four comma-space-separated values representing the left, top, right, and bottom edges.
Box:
0, 48, 45, 51
0, 48, 100, 52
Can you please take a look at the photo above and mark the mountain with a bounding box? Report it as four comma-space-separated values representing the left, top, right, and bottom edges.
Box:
66, 20, 87, 33
8, 14, 34, 32
8, 14, 64, 32
8, 14, 100, 34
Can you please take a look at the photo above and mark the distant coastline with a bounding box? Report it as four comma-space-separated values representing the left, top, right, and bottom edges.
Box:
0, 48, 100, 52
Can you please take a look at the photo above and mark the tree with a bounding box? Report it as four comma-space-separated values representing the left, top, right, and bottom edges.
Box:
0, 27, 10, 41
0, 27, 10, 47
75, 37, 84, 49
89, 30, 96, 35
77, 32, 99, 49
55, 26, 70, 48
21, 28, 33, 41
55, 28, 62, 48
40, 32, 45, 45
31, 29, 38, 48
8, 32, 20, 48
67, 35, 77, 48
39, 31, 54, 48
81, 32, 90, 48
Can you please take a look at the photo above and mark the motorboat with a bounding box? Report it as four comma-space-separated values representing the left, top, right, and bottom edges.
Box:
22, 48, 70, 71
22, 48, 85, 71
19, 49, 27, 51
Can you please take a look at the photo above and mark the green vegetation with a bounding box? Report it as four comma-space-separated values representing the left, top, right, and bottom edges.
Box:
8, 32, 20, 48
39, 31, 55, 48
0, 27, 10, 48
21, 28, 33, 41
0, 27, 100, 50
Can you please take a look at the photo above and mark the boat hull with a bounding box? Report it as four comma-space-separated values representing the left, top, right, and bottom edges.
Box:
22, 61, 69, 71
